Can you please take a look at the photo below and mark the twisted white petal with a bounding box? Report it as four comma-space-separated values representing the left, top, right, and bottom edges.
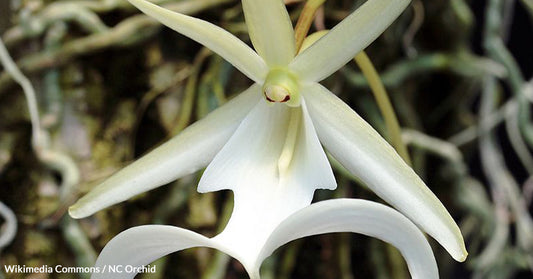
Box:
91, 225, 230, 279
304, 83, 467, 261
69, 85, 261, 218
127, 0, 268, 83
92, 200, 439, 279
241, 0, 295, 66
290, 0, 411, 82
257, 199, 438, 279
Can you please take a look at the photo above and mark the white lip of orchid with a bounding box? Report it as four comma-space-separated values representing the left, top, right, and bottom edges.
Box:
69, 0, 468, 278
92, 199, 440, 279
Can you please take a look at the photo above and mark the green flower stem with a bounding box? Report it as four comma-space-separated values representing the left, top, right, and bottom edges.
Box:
1, 0, 228, 47
354, 51, 411, 165
200, 196, 233, 279
294, 0, 326, 52
343, 52, 505, 89
450, 0, 474, 27
61, 218, 97, 279
479, 0, 533, 174
2, 2, 109, 47
483, 0, 533, 175
143, 179, 191, 279
335, 178, 354, 279
277, 240, 302, 279
295, 5, 412, 164
171, 48, 211, 135
0, 37, 43, 148
484, 0, 533, 147
2, 23, 96, 277
479, 78, 533, 270
521, 0, 533, 20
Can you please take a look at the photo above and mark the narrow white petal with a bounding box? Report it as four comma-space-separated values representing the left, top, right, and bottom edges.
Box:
69, 85, 261, 219
127, 0, 268, 83
257, 199, 438, 279
290, 0, 410, 82
304, 83, 467, 262
92, 225, 235, 279
200, 98, 335, 267
241, 0, 295, 66
0, 202, 17, 249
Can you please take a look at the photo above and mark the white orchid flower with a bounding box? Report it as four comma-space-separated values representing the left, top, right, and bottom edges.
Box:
69, 0, 467, 277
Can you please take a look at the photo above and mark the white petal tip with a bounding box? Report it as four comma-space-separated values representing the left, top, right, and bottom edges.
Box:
454, 249, 468, 262
68, 204, 88, 219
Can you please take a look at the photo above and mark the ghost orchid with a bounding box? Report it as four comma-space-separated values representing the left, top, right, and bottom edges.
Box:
69, 0, 467, 277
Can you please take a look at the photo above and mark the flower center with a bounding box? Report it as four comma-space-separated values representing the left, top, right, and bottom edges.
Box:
262, 69, 300, 107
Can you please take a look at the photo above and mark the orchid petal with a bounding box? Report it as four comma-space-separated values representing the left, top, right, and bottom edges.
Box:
69, 85, 261, 219
200, 99, 335, 266
290, 0, 410, 82
92, 225, 235, 279
127, 0, 268, 83
241, 0, 295, 66
199, 99, 335, 194
304, 83, 468, 262
0, 202, 17, 249
257, 199, 438, 279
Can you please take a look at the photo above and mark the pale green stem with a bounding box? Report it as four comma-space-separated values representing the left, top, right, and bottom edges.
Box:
354, 52, 412, 165
479, 78, 533, 270
200, 196, 233, 279
477, 78, 511, 270
61, 218, 97, 275
451, 0, 474, 27
522, 0, 533, 20
504, 102, 533, 174
448, 98, 512, 146
402, 130, 464, 164
344, 52, 506, 88
142, 179, 192, 279
335, 178, 353, 279
402, 0, 424, 58
484, 0, 533, 147
171, 48, 211, 135
2, 27, 95, 275
277, 240, 302, 279
0, 37, 42, 148
0, 0, 233, 94
294, 0, 326, 51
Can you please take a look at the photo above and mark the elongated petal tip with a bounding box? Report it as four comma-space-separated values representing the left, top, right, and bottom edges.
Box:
290, 0, 411, 81
304, 83, 467, 262
127, 0, 267, 82
69, 85, 260, 219
92, 225, 237, 279
68, 203, 88, 219
458, 250, 468, 262
452, 235, 468, 262
258, 199, 440, 279
68, 204, 82, 219
241, 0, 295, 66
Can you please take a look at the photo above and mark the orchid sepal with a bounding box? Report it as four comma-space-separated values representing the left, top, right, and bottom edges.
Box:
127, 0, 268, 83
69, 85, 260, 218
304, 82, 468, 261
